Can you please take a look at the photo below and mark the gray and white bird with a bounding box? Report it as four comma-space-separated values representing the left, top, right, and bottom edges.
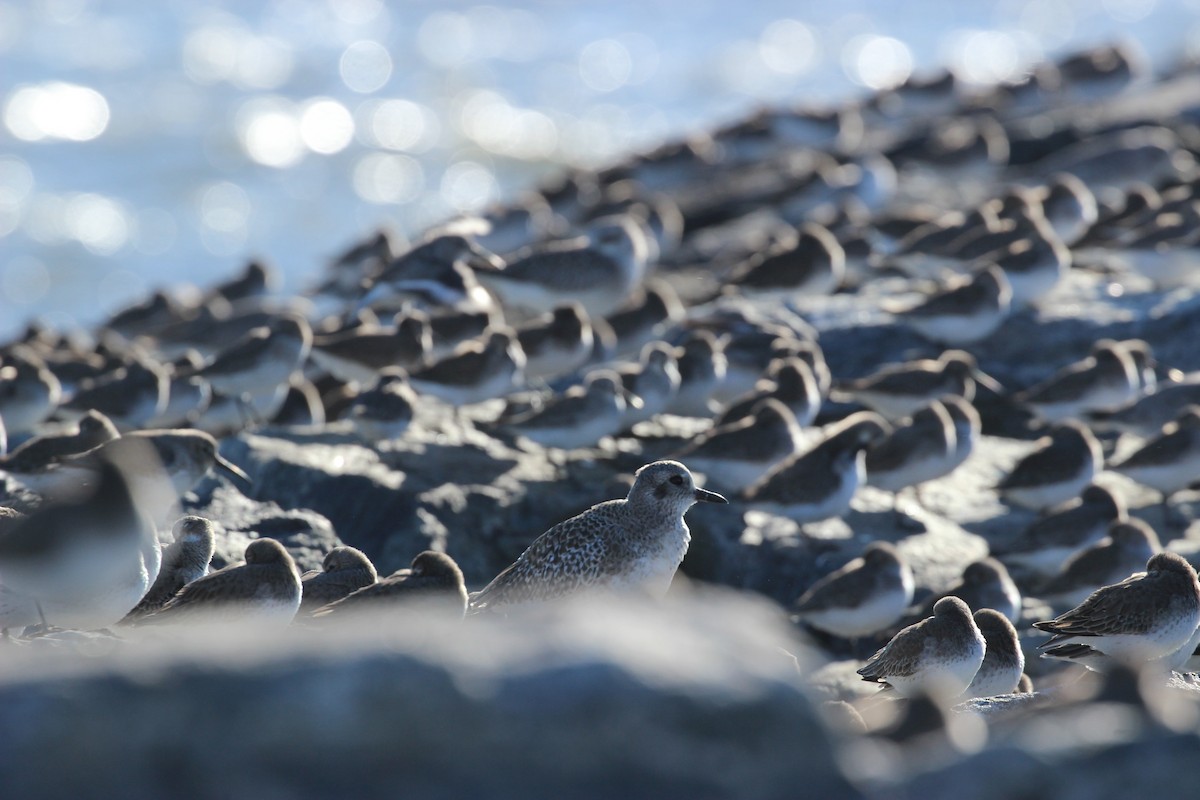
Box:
299, 546, 380, 614
122, 515, 217, 622
792, 541, 915, 640
473, 217, 650, 318
741, 411, 891, 523
469, 461, 726, 612
834, 350, 1001, 420
1014, 340, 1140, 423
502, 370, 631, 450
857, 596, 986, 701
894, 265, 1012, 346
866, 399, 958, 507
0, 409, 119, 473
137, 538, 302, 627
1035, 552, 1200, 665
313, 550, 466, 619
674, 398, 803, 493
999, 484, 1126, 577
1039, 518, 1161, 609
961, 609, 1025, 699
344, 370, 417, 443
407, 330, 525, 407
997, 420, 1102, 511
1110, 406, 1200, 505
515, 303, 595, 382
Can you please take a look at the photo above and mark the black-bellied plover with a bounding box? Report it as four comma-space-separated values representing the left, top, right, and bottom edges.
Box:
833, 350, 1001, 420
137, 538, 302, 626
1039, 518, 1161, 608
727, 223, 845, 299
407, 329, 525, 407
1014, 340, 1139, 422
343, 370, 417, 443
310, 312, 431, 384
0, 444, 159, 630
792, 541, 914, 640
741, 411, 890, 523
999, 484, 1125, 576
919, 557, 1022, 623
313, 551, 466, 619
1110, 405, 1200, 508
962, 609, 1025, 699
469, 461, 726, 611
894, 265, 1012, 346
997, 420, 1102, 511
674, 398, 803, 493
121, 515, 216, 622
1034, 551, 1200, 665
474, 217, 649, 318
299, 546, 378, 614
866, 399, 957, 508
0, 409, 119, 472
502, 370, 630, 450
857, 596, 986, 701
515, 303, 594, 381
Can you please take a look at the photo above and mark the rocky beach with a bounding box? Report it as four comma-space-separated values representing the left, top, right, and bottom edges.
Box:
7, 28, 1200, 800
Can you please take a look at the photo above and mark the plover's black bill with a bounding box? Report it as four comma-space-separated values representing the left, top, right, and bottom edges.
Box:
694, 488, 728, 504
216, 453, 251, 483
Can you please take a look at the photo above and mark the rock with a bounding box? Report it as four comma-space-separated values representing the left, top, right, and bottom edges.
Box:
0, 590, 860, 800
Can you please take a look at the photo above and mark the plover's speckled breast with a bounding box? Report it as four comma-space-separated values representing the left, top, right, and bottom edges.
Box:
469, 461, 726, 612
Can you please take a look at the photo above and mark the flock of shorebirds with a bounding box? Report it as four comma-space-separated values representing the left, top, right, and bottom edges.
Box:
5, 41, 1200, 721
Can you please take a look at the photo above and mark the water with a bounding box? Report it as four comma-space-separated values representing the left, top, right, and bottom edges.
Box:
4, 0, 1200, 339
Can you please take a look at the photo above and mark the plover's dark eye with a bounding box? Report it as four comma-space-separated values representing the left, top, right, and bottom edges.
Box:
669, 475, 684, 486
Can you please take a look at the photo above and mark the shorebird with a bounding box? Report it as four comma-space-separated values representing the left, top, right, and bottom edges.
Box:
473, 217, 650, 318
1039, 518, 1161, 609
918, 557, 1022, 624
741, 411, 890, 524
309, 312, 431, 385
833, 350, 1001, 420
0, 445, 160, 630
407, 329, 525, 407
299, 546, 379, 614
792, 541, 914, 641
1110, 406, 1200, 511
615, 341, 680, 429
1014, 340, 1140, 423
961, 609, 1025, 699
501, 371, 632, 450
865, 399, 958, 509
1035, 552, 1200, 665
468, 461, 726, 611
0, 410, 119, 472
136, 538, 302, 626
0, 351, 62, 436
121, 515, 216, 622
343, 371, 417, 443
605, 281, 684, 357
893, 265, 1012, 346
727, 222, 845, 299
674, 398, 803, 493
312, 551, 466, 619
666, 330, 727, 418
857, 596, 986, 701
515, 303, 594, 382
999, 484, 1126, 577
715, 357, 821, 429
997, 420, 1102, 511
59, 356, 169, 430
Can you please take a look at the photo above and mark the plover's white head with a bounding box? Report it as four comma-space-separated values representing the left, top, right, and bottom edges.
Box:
628, 460, 728, 516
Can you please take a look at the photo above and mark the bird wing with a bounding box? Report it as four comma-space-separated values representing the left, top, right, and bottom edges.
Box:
1033, 570, 1168, 639
469, 507, 615, 610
